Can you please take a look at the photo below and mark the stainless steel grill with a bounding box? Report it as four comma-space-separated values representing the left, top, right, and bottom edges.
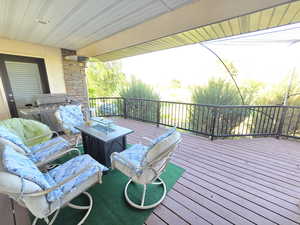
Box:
18, 94, 70, 132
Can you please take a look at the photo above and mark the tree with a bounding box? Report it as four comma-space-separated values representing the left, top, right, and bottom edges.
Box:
240, 80, 265, 105
119, 77, 160, 121
86, 59, 126, 97
191, 78, 242, 105
119, 77, 160, 100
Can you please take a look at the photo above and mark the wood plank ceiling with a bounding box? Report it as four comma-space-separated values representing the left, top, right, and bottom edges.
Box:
95, 0, 300, 62
0, 0, 194, 50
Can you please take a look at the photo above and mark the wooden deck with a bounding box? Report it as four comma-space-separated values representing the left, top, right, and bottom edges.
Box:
1, 118, 300, 225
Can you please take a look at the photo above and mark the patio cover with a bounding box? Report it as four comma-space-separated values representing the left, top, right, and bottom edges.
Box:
78, 0, 300, 61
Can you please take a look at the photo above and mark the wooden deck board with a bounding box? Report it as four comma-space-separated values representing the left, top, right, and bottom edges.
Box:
115, 118, 300, 225
0, 194, 14, 225
1, 117, 300, 225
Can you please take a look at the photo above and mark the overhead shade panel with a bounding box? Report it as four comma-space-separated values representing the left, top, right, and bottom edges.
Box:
96, 0, 300, 62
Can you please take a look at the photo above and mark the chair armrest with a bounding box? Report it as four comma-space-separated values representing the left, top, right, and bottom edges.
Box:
24, 131, 58, 145
44, 147, 81, 159
23, 165, 101, 197
111, 152, 137, 171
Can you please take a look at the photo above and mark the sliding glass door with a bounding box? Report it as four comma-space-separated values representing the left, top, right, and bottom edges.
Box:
0, 54, 50, 117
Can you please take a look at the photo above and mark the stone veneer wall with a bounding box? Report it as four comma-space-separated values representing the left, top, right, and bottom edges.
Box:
61, 49, 88, 108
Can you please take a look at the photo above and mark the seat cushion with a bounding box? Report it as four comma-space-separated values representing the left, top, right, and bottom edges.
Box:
2, 146, 63, 201
111, 144, 149, 174
29, 137, 70, 163
45, 154, 108, 201
0, 126, 31, 154
57, 105, 84, 134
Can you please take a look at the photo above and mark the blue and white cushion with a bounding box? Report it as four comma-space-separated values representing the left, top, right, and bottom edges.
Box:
2, 146, 63, 202
111, 144, 149, 174
29, 137, 70, 163
3, 147, 107, 202
45, 155, 108, 197
57, 105, 84, 134
0, 126, 31, 154
152, 127, 176, 146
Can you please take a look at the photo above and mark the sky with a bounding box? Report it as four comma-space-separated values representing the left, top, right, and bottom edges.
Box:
120, 24, 300, 88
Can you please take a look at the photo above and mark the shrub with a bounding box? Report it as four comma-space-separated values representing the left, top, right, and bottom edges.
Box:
119, 77, 160, 100
119, 78, 160, 122
190, 78, 249, 135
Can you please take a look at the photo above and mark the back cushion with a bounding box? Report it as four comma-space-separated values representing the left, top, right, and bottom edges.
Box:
2, 145, 63, 201
3, 146, 50, 189
143, 131, 181, 165
0, 126, 31, 154
0, 137, 27, 155
152, 127, 176, 145
58, 105, 84, 134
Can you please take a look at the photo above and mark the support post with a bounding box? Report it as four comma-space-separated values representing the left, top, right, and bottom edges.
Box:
156, 101, 160, 127
210, 107, 218, 141
277, 106, 287, 138
123, 98, 127, 119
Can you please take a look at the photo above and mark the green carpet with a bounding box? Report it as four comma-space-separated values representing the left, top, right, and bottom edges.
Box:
34, 157, 184, 225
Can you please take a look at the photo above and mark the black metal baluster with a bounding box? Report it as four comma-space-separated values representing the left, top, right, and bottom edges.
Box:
286, 108, 295, 136
293, 108, 300, 137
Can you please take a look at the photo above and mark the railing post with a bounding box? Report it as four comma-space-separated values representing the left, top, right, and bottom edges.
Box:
123, 98, 127, 119
156, 101, 160, 127
277, 106, 287, 138
210, 107, 218, 141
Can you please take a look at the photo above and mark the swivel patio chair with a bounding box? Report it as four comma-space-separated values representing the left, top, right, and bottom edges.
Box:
111, 128, 181, 209
55, 104, 86, 147
0, 143, 108, 225
0, 126, 80, 168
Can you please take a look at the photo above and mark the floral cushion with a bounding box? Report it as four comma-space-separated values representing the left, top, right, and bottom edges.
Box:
111, 144, 149, 174
2, 146, 63, 202
45, 154, 108, 199
152, 127, 176, 145
0, 126, 31, 154
57, 105, 84, 134
29, 137, 70, 163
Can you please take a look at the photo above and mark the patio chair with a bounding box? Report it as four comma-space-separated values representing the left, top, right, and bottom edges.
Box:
111, 128, 181, 209
0, 118, 54, 147
0, 126, 80, 167
54, 104, 86, 147
0, 143, 108, 225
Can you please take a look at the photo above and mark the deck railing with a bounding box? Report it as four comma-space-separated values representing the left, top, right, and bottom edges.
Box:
89, 97, 300, 140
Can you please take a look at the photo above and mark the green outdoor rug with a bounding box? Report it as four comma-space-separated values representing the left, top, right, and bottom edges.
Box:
34, 162, 184, 225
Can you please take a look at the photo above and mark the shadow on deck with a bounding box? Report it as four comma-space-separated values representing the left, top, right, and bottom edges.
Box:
2, 117, 300, 225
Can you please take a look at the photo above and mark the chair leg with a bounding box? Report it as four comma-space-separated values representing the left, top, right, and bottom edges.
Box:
32, 192, 92, 225
68, 192, 93, 225
75, 135, 81, 148
32, 210, 59, 225
124, 177, 167, 210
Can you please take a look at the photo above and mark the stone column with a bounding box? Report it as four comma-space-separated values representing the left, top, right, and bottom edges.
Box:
61, 49, 88, 108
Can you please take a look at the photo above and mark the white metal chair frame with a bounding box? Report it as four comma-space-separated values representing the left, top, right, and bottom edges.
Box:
111, 133, 181, 209
2, 165, 102, 225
